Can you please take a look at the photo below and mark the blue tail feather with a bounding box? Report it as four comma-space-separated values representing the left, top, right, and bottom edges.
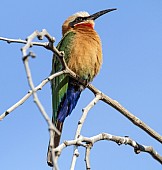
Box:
57, 84, 82, 122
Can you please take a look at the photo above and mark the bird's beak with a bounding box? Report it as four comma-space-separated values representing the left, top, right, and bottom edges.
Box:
86, 8, 117, 21
69, 8, 117, 28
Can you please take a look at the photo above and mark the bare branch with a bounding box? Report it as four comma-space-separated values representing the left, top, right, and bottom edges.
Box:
23, 55, 59, 131
87, 84, 162, 144
85, 143, 92, 170
52, 150, 59, 170
70, 94, 101, 170
53, 133, 162, 166
0, 36, 48, 47
76, 94, 102, 138
0, 32, 161, 168
89, 133, 162, 164
0, 70, 65, 121
21, 30, 61, 133
20, 30, 66, 170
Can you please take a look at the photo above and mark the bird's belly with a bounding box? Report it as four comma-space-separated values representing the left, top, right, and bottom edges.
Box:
68, 52, 100, 82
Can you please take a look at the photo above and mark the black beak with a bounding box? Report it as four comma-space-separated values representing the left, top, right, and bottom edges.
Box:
69, 8, 117, 28
86, 8, 117, 21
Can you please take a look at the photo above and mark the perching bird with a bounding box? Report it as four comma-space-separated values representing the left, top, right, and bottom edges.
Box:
47, 8, 116, 166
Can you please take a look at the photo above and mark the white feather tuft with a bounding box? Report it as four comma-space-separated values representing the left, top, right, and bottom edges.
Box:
73, 11, 90, 17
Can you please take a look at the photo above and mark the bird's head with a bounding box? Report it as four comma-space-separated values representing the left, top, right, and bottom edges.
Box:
62, 8, 117, 35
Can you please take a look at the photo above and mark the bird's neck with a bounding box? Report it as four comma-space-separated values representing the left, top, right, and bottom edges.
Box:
75, 23, 94, 29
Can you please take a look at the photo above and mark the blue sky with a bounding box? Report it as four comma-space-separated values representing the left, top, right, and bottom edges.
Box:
0, 0, 162, 170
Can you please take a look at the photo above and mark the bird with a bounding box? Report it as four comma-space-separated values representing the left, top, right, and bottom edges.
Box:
47, 8, 116, 166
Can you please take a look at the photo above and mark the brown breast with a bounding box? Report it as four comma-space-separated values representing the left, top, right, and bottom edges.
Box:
67, 26, 102, 82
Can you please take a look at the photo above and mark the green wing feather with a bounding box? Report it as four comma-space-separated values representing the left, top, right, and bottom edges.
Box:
51, 31, 76, 124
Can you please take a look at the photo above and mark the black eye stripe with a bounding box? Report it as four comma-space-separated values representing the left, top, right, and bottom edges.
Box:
69, 16, 87, 28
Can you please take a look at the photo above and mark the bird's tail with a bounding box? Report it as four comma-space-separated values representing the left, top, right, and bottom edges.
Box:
47, 121, 63, 167
47, 83, 83, 167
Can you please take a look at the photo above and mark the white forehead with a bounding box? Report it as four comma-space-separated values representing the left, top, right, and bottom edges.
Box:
73, 11, 90, 17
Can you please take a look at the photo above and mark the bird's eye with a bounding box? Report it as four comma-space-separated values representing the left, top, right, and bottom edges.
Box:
76, 17, 83, 22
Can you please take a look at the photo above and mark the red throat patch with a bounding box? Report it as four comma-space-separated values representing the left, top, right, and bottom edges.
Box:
75, 23, 94, 29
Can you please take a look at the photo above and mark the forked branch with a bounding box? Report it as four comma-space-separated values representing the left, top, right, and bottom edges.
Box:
0, 30, 161, 169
